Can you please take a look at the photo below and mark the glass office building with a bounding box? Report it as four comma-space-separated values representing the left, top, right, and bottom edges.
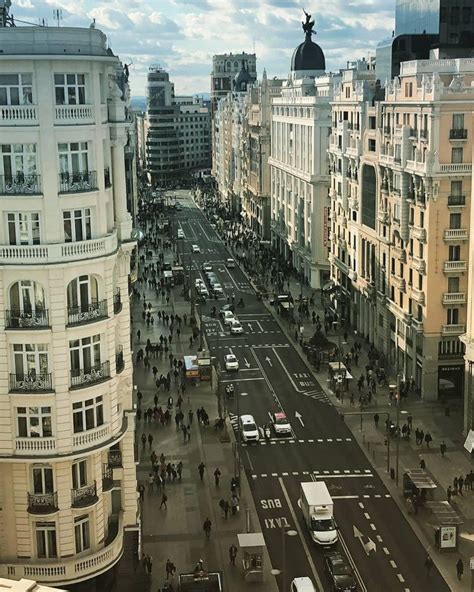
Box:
395, 0, 440, 35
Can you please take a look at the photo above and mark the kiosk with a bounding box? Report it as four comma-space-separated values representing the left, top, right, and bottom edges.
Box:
237, 532, 266, 582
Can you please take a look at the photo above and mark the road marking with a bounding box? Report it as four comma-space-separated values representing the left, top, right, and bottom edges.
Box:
278, 477, 325, 591
358, 502, 365, 509
245, 450, 254, 472
370, 523, 376, 531
364, 513, 371, 520
338, 526, 368, 592
383, 547, 390, 555
390, 560, 397, 568
376, 535, 383, 543
333, 495, 359, 499
397, 574, 405, 583
220, 377, 265, 382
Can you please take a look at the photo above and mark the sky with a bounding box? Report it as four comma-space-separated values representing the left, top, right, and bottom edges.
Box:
11, 0, 395, 96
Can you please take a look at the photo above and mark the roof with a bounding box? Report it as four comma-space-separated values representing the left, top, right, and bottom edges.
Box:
237, 533, 266, 548
291, 35, 325, 72
300, 481, 332, 506
274, 412, 287, 420
240, 414, 256, 423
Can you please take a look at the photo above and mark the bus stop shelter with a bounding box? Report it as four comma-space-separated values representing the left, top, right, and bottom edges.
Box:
426, 501, 463, 552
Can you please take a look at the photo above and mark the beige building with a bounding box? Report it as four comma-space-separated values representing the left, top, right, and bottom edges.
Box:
0, 21, 138, 586
330, 57, 473, 401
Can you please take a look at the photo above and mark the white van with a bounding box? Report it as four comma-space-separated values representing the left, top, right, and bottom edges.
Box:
290, 577, 317, 592
239, 414, 259, 443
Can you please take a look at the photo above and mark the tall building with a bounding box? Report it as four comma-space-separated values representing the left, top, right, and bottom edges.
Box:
269, 17, 340, 288
146, 66, 211, 186
0, 17, 138, 587
377, 0, 474, 84
241, 71, 283, 239
329, 57, 474, 401
211, 52, 256, 177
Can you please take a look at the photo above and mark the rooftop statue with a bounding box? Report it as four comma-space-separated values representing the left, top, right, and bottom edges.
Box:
302, 8, 315, 36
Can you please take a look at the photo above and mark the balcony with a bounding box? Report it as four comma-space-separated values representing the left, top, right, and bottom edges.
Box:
443, 292, 466, 305
411, 287, 425, 306
444, 260, 467, 273
391, 275, 406, 292
27, 492, 58, 514
104, 167, 112, 188
102, 465, 114, 491
442, 324, 466, 336
412, 256, 426, 273
0, 174, 41, 195
439, 163, 472, 174
54, 104, 94, 125
449, 128, 467, 140
411, 226, 426, 242
0, 230, 118, 266
70, 361, 110, 389
115, 348, 124, 374
9, 372, 53, 393
1, 512, 124, 584
15, 437, 56, 455
108, 449, 122, 468
447, 195, 466, 207
58, 171, 98, 194
72, 424, 110, 449
444, 229, 468, 241
71, 481, 98, 508
348, 269, 357, 281
5, 309, 49, 329
419, 129, 429, 141
0, 104, 38, 126
67, 299, 108, 326
113, 289, 122, 314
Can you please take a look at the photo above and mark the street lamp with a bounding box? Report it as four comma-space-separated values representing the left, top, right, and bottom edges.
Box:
332, 320, 347, 402
270, 527, 298, 592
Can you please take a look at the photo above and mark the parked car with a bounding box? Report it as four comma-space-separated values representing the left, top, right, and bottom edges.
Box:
230, 320, 244, 334
239, 414, 259, 443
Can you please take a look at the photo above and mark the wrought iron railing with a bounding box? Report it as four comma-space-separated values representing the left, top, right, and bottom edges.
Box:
27, 491, 58, 514
71, 481, 98, 508
0, 173, 41, 195
102, 465, 113, 491
58, 171, 98, 193
67, 299, 107, 326
108, 449, 122, 468
10, 372, 53, 392
5, 309, 49, 329
449, 128, 467, 140
70, 361, 110, 389
447, 194, 466, 206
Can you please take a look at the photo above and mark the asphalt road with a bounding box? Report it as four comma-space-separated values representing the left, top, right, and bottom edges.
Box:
172, 194, 449, 592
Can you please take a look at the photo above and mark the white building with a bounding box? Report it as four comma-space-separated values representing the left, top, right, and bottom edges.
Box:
0, 21, 138, 587
0, 578, 64, 592
269, 23, 340, 288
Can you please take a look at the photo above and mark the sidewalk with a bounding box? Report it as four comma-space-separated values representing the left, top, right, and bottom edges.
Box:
259, 271, 474, 591
131, 218, 278, 592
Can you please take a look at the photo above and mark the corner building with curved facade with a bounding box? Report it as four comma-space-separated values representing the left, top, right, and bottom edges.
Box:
0, 24, 138, 586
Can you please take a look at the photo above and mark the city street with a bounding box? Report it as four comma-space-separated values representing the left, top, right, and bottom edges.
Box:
172, 193, 450, 592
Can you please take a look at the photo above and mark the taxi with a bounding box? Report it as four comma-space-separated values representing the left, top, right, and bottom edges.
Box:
271, 411, 291, 435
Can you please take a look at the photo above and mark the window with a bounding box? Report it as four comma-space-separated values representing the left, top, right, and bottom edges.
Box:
13, 343, 48, 377
58, 142, 89, 175
72, 459, 88, 489
368, 139, 376, 152
369, 116, 376, 129
63, 209, 91, 242
450, 6, 460, 24
448, 277, 460, 293
447, 308, 459, 325
451, 180, 462, 196
0, 74, 32, 105
452, 114, 464, 130
36, 522, 57, 559
462, 7, 472, 24
10, 280, 45, 315
75, 515, 91, 553
69, 334, 101, 372
73, 396, 104, 433
54, 74, 85, 105
67, 275, 98, 312
450, 213, 461, 229
7, 212, 40, 245
1, 144, 37, 178
17, 406, 52, 438
345, 86, 350, 98
452, 147, 463, 164
449, 245, 461, 261
405, 82, 413, 97
33, 466, 54, 494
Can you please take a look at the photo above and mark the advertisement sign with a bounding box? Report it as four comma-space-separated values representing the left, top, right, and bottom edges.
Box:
440, 525, 457, 549
323, 206, 329, 247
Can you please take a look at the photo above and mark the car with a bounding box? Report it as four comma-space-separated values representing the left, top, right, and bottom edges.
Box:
212, 283, 224, 296
269, 293, 291, 306
271, 411, 292, 435
224, 354, 239, 371
230, 320, 244, 334
194, 278, 205, 287
222, 311, 236, 325
324, 552, 357, 592
206, 272, 218, 283
226, 258, 236, 268
239, 414, 259, 443
220, 304, 234, 316
177, 229, 184, 239
202, 262, 213, 272
176, 205, 182, 211
290, 578, 317, 592
192, 244, 200, 253
197, 285, 209, 297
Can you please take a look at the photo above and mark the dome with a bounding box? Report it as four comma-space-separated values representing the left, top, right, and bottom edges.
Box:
234, 61, 252, 92
291, 36, 325, 71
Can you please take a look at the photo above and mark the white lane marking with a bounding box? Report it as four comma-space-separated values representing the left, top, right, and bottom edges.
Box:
256, 321, 264, 331
397, 574, 405, 583
338, 526, 368, 592
332, 495, 359, 499
390, 560, 397, 568
364, 513, 371, 520
383, 547, 390, 555
220, 377, 265, 382
278, 477, 325, 591
376, 535, 383, 543
358, 502, 365, 509
245, 450, 254, 472
370, 523, 376, 531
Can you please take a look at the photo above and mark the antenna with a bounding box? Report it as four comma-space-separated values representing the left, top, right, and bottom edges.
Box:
53, 8, 62, 27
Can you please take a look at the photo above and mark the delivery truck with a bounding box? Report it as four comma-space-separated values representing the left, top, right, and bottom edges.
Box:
299, 481, 338, 546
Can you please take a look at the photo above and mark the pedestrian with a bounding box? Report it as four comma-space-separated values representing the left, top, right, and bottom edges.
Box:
160, 491, 168, 509
419, 456, 426, 470
373, 413, 379, 428
137, 329, 141, 342
148, 472, 154, 492
177, 461, 183, 480
456, 558, 464, 580
470, 470, 474, 490
440, 441, 447, 457
147, 433, 153, 450
219, 498, 226, 517
224, 499, 230, 519
214, 467, 221, 487
454, 476, 459, 495
424, 432, 432, 448
138, 482, 145, 501
459, 475, 464, 495
141, 433, 147, 449
146, 554, 153, 575
424, 555, 433, 577
198, 462, 205, 481
188, 408, 194, 424
229, 544, 238, 566
447, 486, 453, 504
203, 517, 212, 539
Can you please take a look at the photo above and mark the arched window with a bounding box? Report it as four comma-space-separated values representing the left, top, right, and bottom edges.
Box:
67, 275, 105, 325
8, 280, 47, 327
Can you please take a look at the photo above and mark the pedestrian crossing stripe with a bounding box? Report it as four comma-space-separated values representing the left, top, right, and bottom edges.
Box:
250, 471, 381, 480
